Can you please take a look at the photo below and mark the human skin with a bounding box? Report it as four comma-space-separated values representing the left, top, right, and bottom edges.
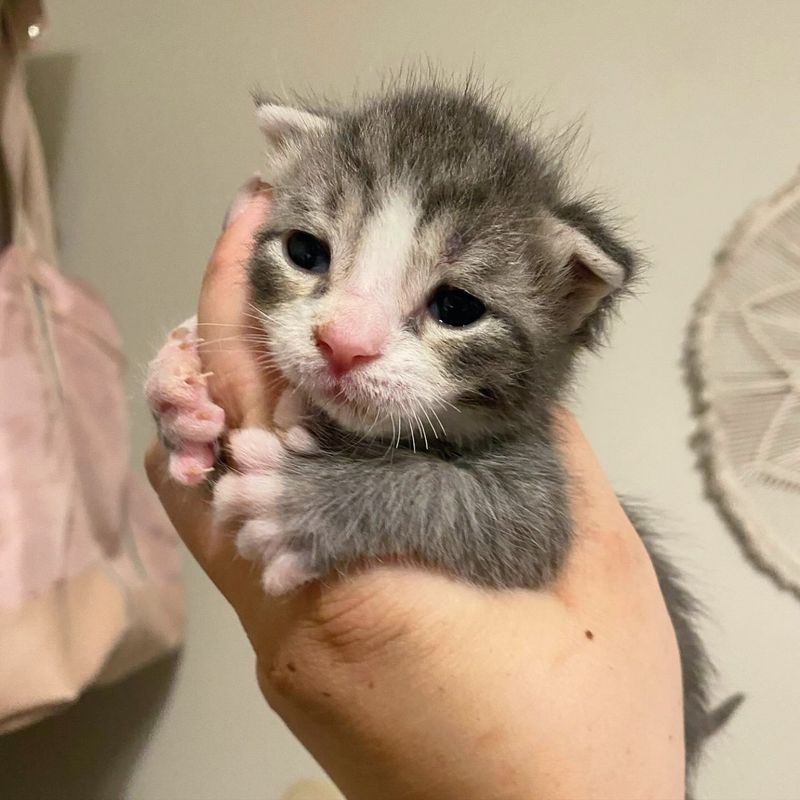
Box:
145, 186, 685, 800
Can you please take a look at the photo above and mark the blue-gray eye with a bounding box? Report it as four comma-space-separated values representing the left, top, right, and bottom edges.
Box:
285, 230, 330, 273
429, 286, 486, 327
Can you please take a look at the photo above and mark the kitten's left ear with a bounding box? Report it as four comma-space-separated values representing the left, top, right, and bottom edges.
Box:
255, 100, 330, 150
546, 207, 638, 341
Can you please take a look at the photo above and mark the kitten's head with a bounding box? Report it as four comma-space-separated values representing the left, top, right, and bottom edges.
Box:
249, 82, 639, 444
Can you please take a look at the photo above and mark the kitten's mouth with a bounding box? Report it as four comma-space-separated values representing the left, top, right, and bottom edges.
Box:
305, 371, 406, 429
319, 379, 377, 416
280, 355, 440, 437
276, 360, 371, 422
282, 362, 459, 443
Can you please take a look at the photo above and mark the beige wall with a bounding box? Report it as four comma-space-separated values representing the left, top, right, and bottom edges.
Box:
3, 1, 800, 797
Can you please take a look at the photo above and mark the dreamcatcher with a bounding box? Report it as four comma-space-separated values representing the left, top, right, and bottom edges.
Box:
687, 169, 800, 594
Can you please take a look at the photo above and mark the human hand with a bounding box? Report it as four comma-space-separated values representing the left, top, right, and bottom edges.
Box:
145, 180, 684, 800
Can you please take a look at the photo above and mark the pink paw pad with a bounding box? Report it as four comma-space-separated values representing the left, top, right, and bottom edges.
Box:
161, 403, 225, 443
169, 442, 216, 486
145, 316, 226, 486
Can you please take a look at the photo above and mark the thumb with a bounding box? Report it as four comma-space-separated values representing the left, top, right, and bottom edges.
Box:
198, 180, 278, 429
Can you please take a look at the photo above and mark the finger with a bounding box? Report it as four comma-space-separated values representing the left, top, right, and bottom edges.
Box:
552, 407, 629, 528
551, 408, 655, 601
197, 182, 284, 428
145, 440, 259, 606
144, 440, 216, 564
146, 442, 320, 664
222, 173, 267, 231
203, 179, 272, 296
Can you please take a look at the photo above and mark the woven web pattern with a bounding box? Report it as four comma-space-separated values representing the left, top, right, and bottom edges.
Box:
688, 171, 800, 594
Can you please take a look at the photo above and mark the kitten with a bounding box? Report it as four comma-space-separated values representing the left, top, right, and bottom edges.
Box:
145, 79, 740, 782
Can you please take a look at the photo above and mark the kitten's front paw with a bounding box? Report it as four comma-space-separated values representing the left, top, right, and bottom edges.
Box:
144, 317, 226, 485
215, 424, 319, 595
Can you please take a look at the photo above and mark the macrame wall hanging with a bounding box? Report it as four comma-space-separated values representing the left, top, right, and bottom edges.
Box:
687, 169, 800, 596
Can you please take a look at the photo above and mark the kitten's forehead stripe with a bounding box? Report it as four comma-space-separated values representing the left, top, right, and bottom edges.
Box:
347, 187, 420, 302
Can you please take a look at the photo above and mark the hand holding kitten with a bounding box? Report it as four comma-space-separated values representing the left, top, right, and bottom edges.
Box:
144, 182, 684, 800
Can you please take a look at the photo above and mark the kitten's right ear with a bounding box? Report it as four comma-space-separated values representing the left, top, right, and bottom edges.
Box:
545, 203, 640, 345
255, 100, 330, 150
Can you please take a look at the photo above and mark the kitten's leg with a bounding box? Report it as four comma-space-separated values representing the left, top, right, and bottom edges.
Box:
216, 416, 570, 594
144, 317, 225, 485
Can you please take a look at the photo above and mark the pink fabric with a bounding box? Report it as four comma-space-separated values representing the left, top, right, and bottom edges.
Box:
0, 2, 183, 733
0, 244, 176, 609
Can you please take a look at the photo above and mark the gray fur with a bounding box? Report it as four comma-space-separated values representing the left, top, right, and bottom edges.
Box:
246, 78, 735, 786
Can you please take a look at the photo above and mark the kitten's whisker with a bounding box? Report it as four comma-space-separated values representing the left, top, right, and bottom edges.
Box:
196, 336, 270, 349
387, 413, 398, 457
241, 308, 289, 333
196, 321, 263, 331
193, 331, 267, 340
429, 406, 448, 438
364, 409, 383, 437
435, 396, 461, 413
194, 346, 269, 357
409, 408, 429, 450
246, 303, 285, 327
420, 406, 440, 440
412, 410, 429, 450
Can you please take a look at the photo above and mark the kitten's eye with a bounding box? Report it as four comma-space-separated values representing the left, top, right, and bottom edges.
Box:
284, 230, 331, 274
428, 286, 486, 328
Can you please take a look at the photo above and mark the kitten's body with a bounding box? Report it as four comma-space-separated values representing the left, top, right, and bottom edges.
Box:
147, 79, 739, 788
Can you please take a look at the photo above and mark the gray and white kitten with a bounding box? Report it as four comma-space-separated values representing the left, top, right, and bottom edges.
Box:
159, 80, 741, 784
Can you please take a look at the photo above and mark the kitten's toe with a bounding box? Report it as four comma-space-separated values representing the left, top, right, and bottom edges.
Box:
228, 428, 285, 471
213, 472, 282, 525
145, 316, 224, 436
169, 442, 216, 486
283, 424, 318, 454
235, 518, 282, 561
161, 402, 225, 444
261, 550, 316, 595
145, 319, 206, 412
272, 391, 317, 453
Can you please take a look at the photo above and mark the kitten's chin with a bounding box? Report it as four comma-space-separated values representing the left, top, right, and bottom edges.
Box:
288, 370, 404, 438
302, 385, 495, 446
314, 391, 393, 437
295, 379, 420, 440
285, 368, 485, 444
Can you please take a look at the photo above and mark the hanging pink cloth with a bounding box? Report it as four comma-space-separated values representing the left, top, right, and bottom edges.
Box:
0, 1, 183, 733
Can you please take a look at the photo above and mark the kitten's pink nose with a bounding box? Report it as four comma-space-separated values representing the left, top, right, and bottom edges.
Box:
314, 321, 385, 376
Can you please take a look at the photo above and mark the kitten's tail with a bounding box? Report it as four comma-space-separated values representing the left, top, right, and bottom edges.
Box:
704, 693, 745, 739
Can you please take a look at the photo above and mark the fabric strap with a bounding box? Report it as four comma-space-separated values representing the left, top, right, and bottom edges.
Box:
0, 0, 56, 265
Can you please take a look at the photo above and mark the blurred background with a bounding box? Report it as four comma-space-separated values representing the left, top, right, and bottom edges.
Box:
2, 1, 800, 797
